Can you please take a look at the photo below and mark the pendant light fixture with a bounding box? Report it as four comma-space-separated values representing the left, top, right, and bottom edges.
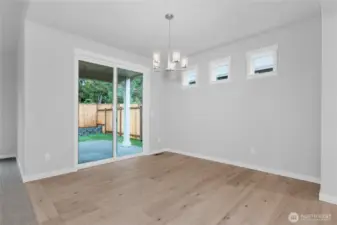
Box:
153, 13, 188, 72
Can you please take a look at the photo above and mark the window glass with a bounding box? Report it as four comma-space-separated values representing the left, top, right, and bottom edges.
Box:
247, 45, 278, 78
253, 54, 274, 73
182, 68, 197, 87
216, 65, 229, 80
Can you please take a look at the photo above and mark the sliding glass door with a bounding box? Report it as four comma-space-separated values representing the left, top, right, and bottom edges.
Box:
78, 60, 114, 164
116, 68, 143, 157
78, 62, 144, 165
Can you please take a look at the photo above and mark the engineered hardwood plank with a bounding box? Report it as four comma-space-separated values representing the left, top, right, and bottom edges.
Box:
25, 182, 60, 224
26, 153, 337, 225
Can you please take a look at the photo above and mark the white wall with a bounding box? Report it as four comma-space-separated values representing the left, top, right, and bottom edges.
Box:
22, 20, 164, 177
320, 6, 337, 203
162, 16, 322, 180
0, 16, 3, 157
17, 22, 25, 171
0, 51, 18, 158
0, 15, 18, 159
0, 1, 27, 160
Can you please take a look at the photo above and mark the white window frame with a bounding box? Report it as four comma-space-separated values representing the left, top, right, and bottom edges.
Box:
182, 66, 198, 88
209, 56, 231, 84
246, 44, 278, 79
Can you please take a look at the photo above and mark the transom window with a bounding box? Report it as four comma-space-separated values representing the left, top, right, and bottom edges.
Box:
247, 45, 278, 78
182, 67, 197, 87
210, 57, 231, 83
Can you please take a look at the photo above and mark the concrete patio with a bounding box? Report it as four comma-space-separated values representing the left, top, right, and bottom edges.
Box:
78, 140, 143, 164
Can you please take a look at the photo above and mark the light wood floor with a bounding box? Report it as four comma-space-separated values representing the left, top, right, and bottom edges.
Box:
26, 152, 337, 225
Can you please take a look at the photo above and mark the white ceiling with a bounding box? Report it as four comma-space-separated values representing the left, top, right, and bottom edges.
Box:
5, 0, 322, 58
25, 0, 321, 58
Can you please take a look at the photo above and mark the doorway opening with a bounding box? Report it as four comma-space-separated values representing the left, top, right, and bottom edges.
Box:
77, 60, 144, 165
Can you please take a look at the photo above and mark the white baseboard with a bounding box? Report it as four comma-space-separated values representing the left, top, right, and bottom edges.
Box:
22, 168, 77, 183
23, 151, 151, 182
0, 153, 16, 159
147, 149, 169, 155
167, 149, 320, 184
16, 159, 24, 181
319, 193, 337, 205
21, 149, 319, 185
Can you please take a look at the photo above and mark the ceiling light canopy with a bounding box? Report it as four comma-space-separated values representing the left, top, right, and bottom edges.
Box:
153, 13, 188, 72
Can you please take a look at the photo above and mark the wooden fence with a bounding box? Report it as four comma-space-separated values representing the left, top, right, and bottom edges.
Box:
78, 103, 142, 140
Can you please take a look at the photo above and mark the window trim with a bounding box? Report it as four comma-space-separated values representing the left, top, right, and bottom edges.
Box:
209, 56, 231, 84
182, 66, 198, 88
246, 44, 278, 79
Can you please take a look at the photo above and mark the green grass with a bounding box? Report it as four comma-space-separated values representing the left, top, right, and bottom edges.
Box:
78, 133, 142, 147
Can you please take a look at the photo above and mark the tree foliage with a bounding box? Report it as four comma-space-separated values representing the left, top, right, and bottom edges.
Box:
79, 77, 143, 104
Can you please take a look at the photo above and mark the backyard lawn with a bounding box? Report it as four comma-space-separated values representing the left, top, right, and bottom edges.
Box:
78, 133, 142, 147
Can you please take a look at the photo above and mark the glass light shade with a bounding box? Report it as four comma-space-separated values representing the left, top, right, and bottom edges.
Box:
167, 62, 176, 71
153, 52, 160, 63
170, 62, 176, 70
153, 61, 160, 69
181, 57, 188, 68
172, 51, 181, 63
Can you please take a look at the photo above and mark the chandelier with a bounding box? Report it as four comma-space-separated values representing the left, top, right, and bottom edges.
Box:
153, 13, 188, 72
